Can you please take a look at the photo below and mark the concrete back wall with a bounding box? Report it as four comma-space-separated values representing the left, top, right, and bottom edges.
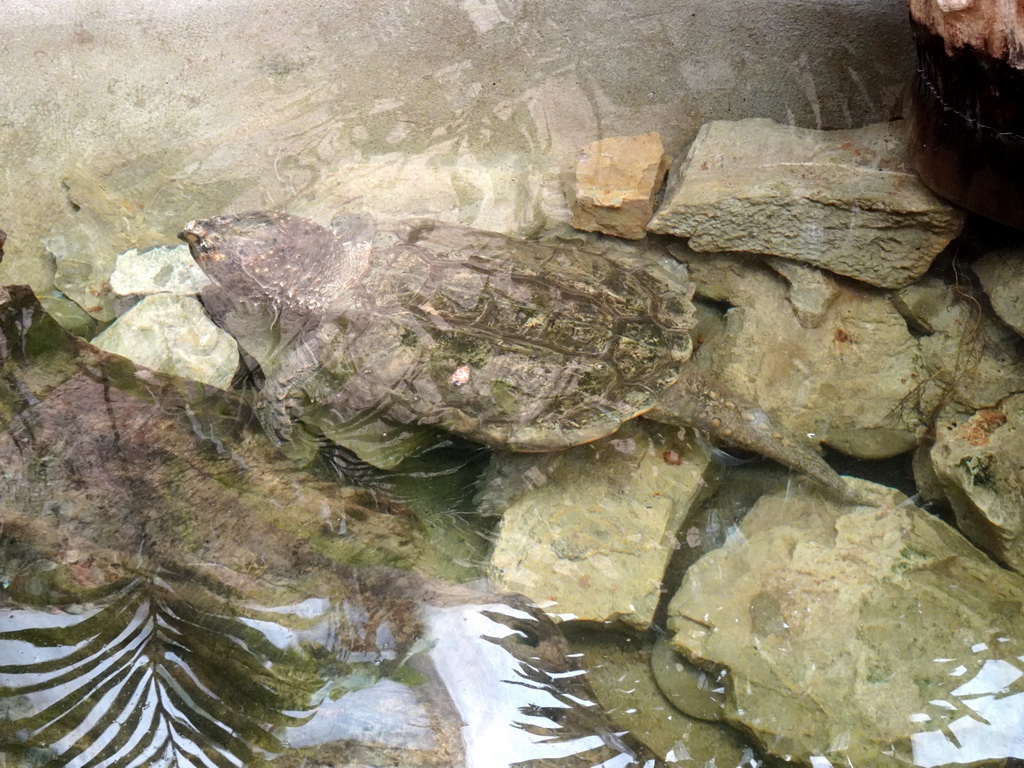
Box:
0, 0, 913, 291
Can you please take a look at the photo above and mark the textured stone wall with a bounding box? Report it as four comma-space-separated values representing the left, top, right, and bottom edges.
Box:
0, 0, 912, 290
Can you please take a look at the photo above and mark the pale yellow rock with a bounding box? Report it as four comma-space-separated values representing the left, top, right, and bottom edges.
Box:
565, 133, 670, 240
91, 294, 239, 389
488, 422, 710, 629
931, 396, 1024, 573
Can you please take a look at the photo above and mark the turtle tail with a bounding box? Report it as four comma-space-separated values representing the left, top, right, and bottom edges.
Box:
649, 366, 857, 502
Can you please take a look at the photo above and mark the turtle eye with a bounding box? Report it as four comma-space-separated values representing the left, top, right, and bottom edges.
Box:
201, 241, 227, 261
196, 233, 226, 259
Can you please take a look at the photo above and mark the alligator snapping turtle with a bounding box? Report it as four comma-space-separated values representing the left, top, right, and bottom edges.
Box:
179, 211, 851, 498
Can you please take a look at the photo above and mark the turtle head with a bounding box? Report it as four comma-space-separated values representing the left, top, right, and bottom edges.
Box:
180, 211, 365, 315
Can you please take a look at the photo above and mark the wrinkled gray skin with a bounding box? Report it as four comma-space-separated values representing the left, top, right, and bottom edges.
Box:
180, 211, 852, 499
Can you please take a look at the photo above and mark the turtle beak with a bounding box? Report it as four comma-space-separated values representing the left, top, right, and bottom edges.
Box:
178, 222, 202, 248
178, 222, 222, 262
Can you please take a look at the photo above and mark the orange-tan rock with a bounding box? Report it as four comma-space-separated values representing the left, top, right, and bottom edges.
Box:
564, 133, 670, 240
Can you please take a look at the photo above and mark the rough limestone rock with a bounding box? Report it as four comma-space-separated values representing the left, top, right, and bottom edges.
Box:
648, 119, 966, 288
675, 251, 925, 460
670, 244, 837, 331
763, 256, 840, 329
972, 246, 1024, 338
487, 421, 710, 628
893, 276, 1024, 411
110, 245, 212, 298
931, 396, 1024, 573
666, 245, 770, 306
667, 477, 1024, 767
91, 293, 238, 389
565, 132, 670, 240
46, 220, 120, 322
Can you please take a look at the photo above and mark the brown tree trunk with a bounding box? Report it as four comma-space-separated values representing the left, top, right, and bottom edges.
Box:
907, 0, 1024, 228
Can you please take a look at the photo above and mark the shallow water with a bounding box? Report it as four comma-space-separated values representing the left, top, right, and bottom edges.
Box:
6, 271, 1024, 768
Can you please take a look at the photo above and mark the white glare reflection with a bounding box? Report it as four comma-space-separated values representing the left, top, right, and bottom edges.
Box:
912, 657, 1024, 766
424, 603, 630, 768
952, 659, 1023, 697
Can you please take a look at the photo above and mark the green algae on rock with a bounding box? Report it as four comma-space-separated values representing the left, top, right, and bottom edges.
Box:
666, 477, 1024, 767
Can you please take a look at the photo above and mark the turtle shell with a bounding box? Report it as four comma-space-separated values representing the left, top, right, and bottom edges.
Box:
299, 219, 697, 452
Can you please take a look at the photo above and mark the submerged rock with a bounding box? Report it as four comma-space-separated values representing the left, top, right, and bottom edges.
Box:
763, 256, 840, 329
648, 119, 966, 288
972, 246, 1024, 338
35, 293, 99, 338
486, 421, 711, 628
45, 167, 167, 321
91, 293, 239, 389
109, 244, 212, 298
565, 132, 670, 240
666, 477, 1024, 767
894, 275, 1024, 411
675, 248, 925, 460
46, 219, 121, 322
931, 397, 1024, 573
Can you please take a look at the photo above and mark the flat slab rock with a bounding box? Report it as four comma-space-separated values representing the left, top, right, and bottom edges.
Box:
487, 421, 709, 629
673, 246, 925, 460
666, 477, 1024, 767
648, 119, 966, 289
894, 275, 1024, 411
110, 244, 212, 298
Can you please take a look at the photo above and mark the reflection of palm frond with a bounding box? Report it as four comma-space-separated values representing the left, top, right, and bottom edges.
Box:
0, 578, 323, 767
472, 606, 652, 768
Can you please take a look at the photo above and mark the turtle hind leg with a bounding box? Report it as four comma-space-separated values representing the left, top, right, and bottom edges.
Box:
649, 366, 857, 502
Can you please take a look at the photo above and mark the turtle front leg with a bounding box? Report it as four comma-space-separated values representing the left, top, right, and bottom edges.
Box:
256, 339, 326, 463
649, 366, 855, 501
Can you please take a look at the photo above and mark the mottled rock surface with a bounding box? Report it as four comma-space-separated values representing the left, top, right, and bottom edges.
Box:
672, 246, 925, 460
973, 246, 1024, 338
763, 256, 840, 329
667, 478, 1024, 767
565, 132, 670, 239
36, 294, 99, 338
91, 293, 239, 389
648, 119, 966, 288
931, 396, 1024, 573
110, 244, 212, 297
894, 276, 1024, 411
487, 422, 710, 628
